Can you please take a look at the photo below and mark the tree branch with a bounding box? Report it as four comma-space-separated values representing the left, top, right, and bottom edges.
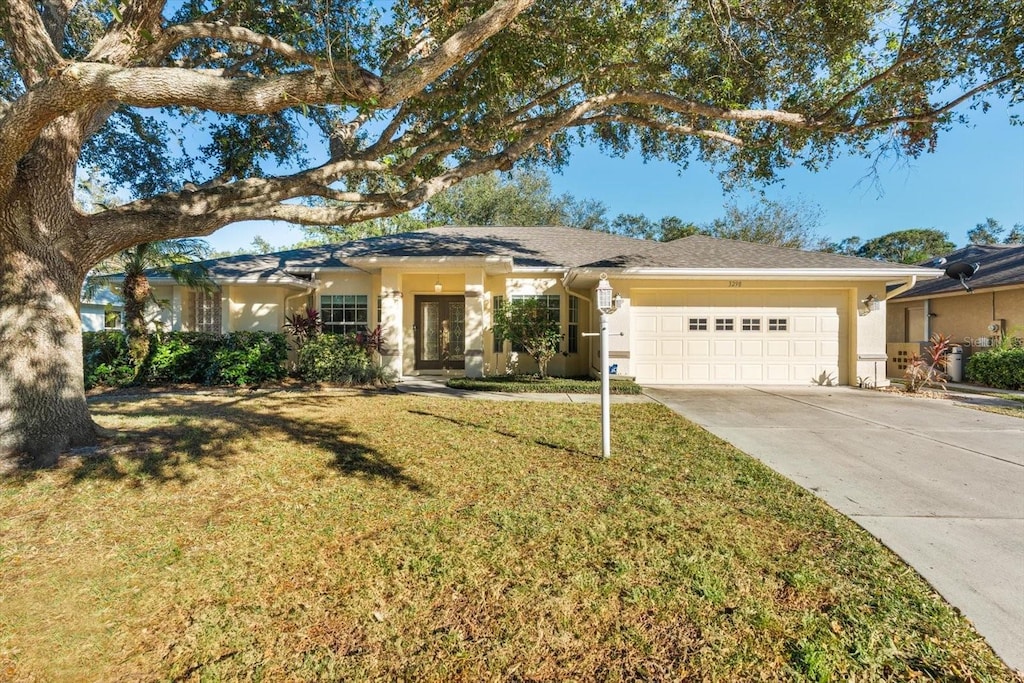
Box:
382, 0, 535, 105
573, 113, 744, 146
0, 0, 64, 85
146, 22, 350, 71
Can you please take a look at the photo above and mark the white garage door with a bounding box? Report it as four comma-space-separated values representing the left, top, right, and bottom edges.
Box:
632, 290, 844, 385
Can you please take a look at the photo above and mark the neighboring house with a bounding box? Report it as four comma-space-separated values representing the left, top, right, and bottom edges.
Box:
147, 226, 939, 386
80, 288, 123, 331
886, 243, 1024, 373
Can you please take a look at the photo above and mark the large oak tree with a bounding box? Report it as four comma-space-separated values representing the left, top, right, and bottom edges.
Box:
0, 0, 1020, 466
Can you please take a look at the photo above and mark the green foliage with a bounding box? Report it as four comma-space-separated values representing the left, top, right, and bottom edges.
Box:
853, 229, 956, 264
297, 334, 395, 385
702, 199, 827, 250
447, 375, 643, 394
82, 331, 134, 389
146, 333, 224, 384
209, 332, 289, 385
965, 348, 1024, 390
84, 331, 287, 387
492, 298, 563, 378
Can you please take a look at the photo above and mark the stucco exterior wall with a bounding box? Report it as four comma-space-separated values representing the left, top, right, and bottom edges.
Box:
228, 285, 287, 332
887, 287, 1024, 351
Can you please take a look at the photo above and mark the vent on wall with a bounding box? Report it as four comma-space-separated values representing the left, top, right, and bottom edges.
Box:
987, 320, 1004, 334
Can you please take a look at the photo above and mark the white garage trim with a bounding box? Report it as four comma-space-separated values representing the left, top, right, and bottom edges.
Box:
631, 290, 846, 385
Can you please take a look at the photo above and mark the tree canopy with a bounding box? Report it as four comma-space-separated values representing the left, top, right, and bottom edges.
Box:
1, 0, 1021, 463
842, 228, 958, 263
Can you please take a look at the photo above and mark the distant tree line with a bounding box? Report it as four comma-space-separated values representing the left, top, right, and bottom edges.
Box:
228, 169, 1022, 264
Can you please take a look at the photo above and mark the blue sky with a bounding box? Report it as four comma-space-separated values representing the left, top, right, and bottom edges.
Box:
207, 101, 1023, 253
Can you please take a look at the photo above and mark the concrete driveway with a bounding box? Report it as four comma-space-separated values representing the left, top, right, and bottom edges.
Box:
645, 386, 1024, 672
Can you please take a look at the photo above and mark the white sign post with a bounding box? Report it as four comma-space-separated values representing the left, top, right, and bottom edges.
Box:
595, 275, 618, 459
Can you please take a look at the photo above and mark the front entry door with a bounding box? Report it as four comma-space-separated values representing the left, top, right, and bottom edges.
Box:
415, 296, 466, 370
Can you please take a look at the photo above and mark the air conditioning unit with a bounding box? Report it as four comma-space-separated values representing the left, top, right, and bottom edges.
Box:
986, 319, 1004, 334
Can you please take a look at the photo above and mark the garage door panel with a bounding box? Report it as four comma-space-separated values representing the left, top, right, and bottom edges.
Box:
712, 364, 737, 381
687, 364, 711, 381
766, 340, 790, 356
739, 340, 763, 357
792, 340, 817, 358
660, 339, 684, 357
635, 339, 657, 358
739, 364, 763, 381
634, 314, 658, 334
631, 292, 843, 385
793, 316, 818, 333
713, 340, 736, 356
686, 339, 711, 357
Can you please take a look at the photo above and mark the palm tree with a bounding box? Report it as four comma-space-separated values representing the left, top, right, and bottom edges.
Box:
87, 239, 212, 378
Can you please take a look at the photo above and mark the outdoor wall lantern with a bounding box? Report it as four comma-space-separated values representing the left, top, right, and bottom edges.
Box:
434, 276, 443, 293
859, 293, 880, 315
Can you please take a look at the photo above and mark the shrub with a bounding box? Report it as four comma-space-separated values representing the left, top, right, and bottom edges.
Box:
297, 334, 395, 384
965, 348, 1024, 390
83, 331, 134, 389
209, 331, 288, 385
146, 332, 223, 384
903, 333, 951, 393
84, 330, 290, 387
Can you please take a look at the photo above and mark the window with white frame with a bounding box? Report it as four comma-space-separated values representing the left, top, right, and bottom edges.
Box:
492, 295, 505, 352
715, 317, 735, 331
189, 289, 221, 332
689, 317, 708, 331
768, 317, 789, 332
568, 295, 580, 353
321, 295, 369, 335
741, 317, 761, 332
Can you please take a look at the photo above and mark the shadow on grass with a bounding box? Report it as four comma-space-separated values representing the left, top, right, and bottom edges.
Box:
4, 392, 424, 492
408, 409, 601, 461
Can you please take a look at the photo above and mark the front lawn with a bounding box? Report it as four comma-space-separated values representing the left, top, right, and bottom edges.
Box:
0, 393, 1012, 680
447, 374, 643, 393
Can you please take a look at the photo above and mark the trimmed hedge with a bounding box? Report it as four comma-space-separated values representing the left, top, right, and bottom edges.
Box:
965, 348, 1024, 390
83, 331, 288, 388
297, 334, 394, 384
447, 375, 643, 394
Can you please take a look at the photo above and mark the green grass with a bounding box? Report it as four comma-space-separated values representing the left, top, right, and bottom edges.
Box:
447, 375, 643, 394
0, 393, 1013, 681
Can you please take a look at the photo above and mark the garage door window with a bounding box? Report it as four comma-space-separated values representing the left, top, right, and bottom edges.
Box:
768, 318, 788, 331
688, 317, 708, 331
715, 317, 734, 331
742, 317, 761, 331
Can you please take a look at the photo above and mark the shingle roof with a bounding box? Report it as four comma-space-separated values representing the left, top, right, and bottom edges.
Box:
891, 243, 1024, 298
582, 234, 919, 270
185, 225, 931, 281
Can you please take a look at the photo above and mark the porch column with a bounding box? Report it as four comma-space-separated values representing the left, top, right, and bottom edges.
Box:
464, 269, 485, 378
380, 270, 404, 377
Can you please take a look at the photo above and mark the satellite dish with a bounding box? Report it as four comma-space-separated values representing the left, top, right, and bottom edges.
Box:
944, 261, 980, 293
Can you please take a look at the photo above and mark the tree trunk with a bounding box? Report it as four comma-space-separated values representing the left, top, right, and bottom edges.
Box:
0, 206, 97, 469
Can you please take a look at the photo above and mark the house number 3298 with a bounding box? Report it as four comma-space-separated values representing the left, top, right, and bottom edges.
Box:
728, 281, 743, 288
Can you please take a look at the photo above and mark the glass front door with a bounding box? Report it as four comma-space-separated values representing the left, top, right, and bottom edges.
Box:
415, 296, 465, 370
